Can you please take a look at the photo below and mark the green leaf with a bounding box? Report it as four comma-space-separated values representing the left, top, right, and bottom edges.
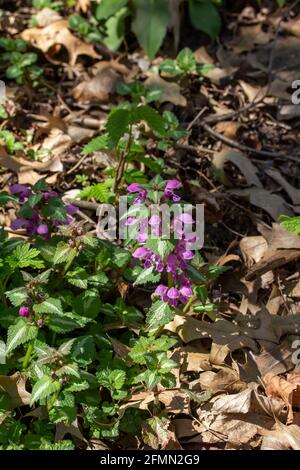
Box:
5, 287, 28, 307
103, 7, 129, 51
195, 285, 208, 305
133, 265, 161, 286
129, 335, 177, 365
133, 105, 165, 135
79, 182, 112, 203
96, 0, 128, 20
136, 369, 159, 389
74, 291, 101, 319
188, 0, 221, 39
46, 314, 86, 334
34, 298, 63, 316
71, 336, 95, 365
146, 300, 174, 329
82, 134, 108, 156
6, 319, 38, 354
106, 108, 130, 148
53, 241, 77, 265
280, 215, 300, 235
132, 0, 169, 59
176, 47, 196, 72
7, 243, 44, 270
0, 192, 18, 206
159, 59, 181, 76
30, 375, 61, 406
146, 238, 174, 260
66, 268, 88, 289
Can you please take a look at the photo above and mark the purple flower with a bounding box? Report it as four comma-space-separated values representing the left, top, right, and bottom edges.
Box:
43, 191, 57, 200
36, 224, 49, 235
132, 246, 151, 259
164, 180, 182, 202
66, 204, 77, 215
9, 184, 31, 203
154, 284, 168, 302
127, 183, 147, 204
125, 217, 138, 226
37, 319, 44, 327
19, 306, 30, 318
167, 287, 180, 306
11, 218, 28, 230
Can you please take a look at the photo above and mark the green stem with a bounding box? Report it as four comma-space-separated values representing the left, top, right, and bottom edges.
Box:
47, 387, 61, 412
23, 340, 34, 369
183, 295, 197, 314
113, 124, 133, 193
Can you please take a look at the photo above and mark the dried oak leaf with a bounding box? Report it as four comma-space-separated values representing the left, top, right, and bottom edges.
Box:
240, 236, 268, 267
0, 372, 31, 408
73, 61, 129, 102
21, 20, 100, 66
263, 373, 296, 423
144, 72, 187, 107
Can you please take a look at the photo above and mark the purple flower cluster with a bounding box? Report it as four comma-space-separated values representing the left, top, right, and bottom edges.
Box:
130, 180, 196, 307
10, 183, 77, 239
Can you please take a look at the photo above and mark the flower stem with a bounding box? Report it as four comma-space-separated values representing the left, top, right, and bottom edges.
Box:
23, 340, 34, 369
113, 124, 133, 193
182, 295, 197, 314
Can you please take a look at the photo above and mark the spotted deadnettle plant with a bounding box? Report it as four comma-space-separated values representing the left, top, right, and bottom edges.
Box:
127, 177, 200, 323
9, 179, 77, 239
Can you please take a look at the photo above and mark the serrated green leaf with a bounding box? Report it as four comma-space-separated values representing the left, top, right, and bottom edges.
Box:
6, 319, 38, 354
133, 105, 165, 135
146, 238, 174, 260
82, 134, 108, 156
66, 268, 88, 289
280, 215, 300, 235
106, 108, 130, 147
133, 265, 161, 286
30, 375, 61, 406
71, 336, 95, 365
5, 287, 28, 307
34, 298, 63, 316
146, 300, 174, 329
7, 243, 44, 270
53, 242, 77, 265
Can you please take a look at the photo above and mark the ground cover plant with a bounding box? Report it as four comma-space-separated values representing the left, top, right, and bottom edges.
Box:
0, 0, 300, 452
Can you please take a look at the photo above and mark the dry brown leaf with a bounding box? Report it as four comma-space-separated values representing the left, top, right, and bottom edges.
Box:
171, 346, 211, 372
261, 422, 300, 450
259, 223, 300, 250
213, 147, 262, 188
76, 0, 91, 12
21, 20, 100, 66
144, 72, 187, 107
0, 372, 30, 408
229, 187, 293, 220
240, 236, 268, 267
35, 8, 62, 27
215, 121, 241, 139
263, 373, 296, 423
55, 418, 87, 443
277, 104, 300, 121
266, 168, 300, 205
158, 390, 190, 415
239, 80, 267, 103
200, 367, 246, 394
194, 46, 214, 64
245, 249, 300, 281
73, 61, 129, 102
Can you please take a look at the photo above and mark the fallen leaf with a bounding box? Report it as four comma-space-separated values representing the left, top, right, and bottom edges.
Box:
73, 61, 129, 102
229, 187, 293, 220
0, 372, 30, 408
239, 80, 267, 103
263, 373, 296, 423
76, 0, 91, 13
215, 121, 241, 139
261, 422, 300, 450
266, 168, 300, 205
21, 20, 100, 66
144, 72, 187, 107
194, 46, 214, 64
213, 147, 262, 187
34, 8, 62, 27
240, 236, 268, 267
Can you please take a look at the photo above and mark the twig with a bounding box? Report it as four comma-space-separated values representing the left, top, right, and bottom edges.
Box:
202, 122, 300, 162
174, 142, 214, 155
66, 153, 89, 175
69, 199, 99, 211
